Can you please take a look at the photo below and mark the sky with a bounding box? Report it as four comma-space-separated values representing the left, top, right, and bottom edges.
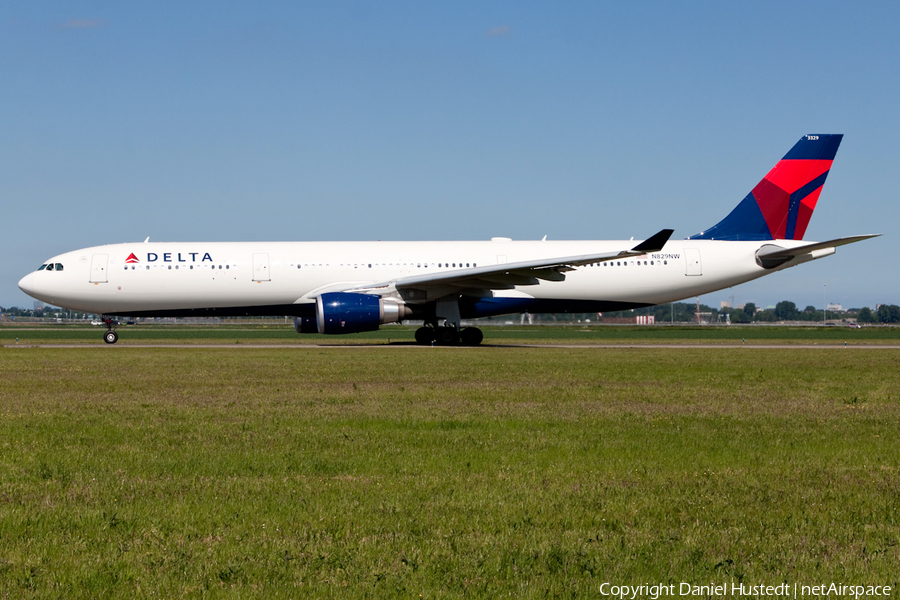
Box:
2, 2, 898, 311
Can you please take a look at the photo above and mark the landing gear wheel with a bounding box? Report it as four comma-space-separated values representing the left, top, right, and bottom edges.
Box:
436, 327, 459, 345
460, 327, 483, 346
415, 327, 435, 345
104, 330, 119, 344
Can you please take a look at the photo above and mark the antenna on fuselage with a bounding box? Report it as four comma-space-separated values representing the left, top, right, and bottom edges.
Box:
144, 237, 150, 243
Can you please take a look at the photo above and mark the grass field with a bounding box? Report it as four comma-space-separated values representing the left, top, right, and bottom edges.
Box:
3, 323, 900, 346
1, 342, 899, 598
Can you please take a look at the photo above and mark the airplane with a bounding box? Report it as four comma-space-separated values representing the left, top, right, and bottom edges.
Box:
17, 134, 877, 345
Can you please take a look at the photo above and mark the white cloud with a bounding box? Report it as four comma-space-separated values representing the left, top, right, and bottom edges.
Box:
485, 25, 511, 37
60, 18, 106, 29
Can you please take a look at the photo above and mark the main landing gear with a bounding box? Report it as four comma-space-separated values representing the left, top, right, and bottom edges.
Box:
102, 316, 119, 344
414, 325, 483, 346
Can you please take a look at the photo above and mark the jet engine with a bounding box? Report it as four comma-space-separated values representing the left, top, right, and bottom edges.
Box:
294, 292, 411, 334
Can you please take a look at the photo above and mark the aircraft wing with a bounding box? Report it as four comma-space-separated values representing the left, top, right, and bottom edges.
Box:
755, 234, 880, 268
338, 229, 674, 295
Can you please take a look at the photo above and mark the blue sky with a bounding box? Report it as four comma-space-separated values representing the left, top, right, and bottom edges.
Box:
2, 2, 898, 311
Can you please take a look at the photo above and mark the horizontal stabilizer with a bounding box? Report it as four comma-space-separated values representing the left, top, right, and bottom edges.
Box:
755, 234, 879, 268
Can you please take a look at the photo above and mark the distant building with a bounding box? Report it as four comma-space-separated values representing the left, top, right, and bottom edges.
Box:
827, 303, 843, 312
636, 315, 655, 325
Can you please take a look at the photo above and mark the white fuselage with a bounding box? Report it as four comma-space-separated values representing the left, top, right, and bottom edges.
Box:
18, 238, 819, 316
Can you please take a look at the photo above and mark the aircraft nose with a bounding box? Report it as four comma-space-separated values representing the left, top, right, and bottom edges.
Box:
18, 273, 35, 297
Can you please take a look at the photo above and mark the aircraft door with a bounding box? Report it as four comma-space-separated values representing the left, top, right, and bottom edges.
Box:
90, 254, 108, 283
252, 253, 270, 281
685, 248, 702, 276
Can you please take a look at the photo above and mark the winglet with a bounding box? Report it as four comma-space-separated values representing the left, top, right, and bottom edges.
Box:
629, 229, 674, 253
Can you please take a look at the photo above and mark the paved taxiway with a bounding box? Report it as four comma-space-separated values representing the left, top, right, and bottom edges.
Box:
5, 343, 900, 349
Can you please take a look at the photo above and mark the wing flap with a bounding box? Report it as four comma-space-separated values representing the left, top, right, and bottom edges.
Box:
336, 229, 674, 296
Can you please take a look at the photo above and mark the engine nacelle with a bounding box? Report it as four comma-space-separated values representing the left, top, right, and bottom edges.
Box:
297, 292, 410, 334
294, 317, 318, 334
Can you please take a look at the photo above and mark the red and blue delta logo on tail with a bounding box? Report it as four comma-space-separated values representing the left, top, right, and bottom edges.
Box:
691, 134, 842, 241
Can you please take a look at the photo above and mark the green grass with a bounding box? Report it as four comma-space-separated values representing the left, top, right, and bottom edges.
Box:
3, 323, 900, 346
1, 347, 899, 598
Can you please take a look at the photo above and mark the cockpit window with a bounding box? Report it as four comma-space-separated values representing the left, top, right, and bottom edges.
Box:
55, 263, 64, 271
45, 263, 54, 271
38, 264, 47, 271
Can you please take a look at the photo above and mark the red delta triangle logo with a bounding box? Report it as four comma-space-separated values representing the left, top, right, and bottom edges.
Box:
125, 253, 140, 264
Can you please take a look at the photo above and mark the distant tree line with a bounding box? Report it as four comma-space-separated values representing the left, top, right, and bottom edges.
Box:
4, 302, 900, 324
0, 305, 91, 319
858, 305, 900, 323
602, 301, 900, 324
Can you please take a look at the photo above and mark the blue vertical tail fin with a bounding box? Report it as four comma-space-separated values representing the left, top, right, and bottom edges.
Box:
690, 134, 842, 241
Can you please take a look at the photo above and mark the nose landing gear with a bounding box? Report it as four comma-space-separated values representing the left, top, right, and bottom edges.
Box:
102, 316, 119, 344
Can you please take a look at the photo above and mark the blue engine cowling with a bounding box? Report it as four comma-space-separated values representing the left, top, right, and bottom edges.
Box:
318, 292, 380, 334
293, 292, 410, 335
